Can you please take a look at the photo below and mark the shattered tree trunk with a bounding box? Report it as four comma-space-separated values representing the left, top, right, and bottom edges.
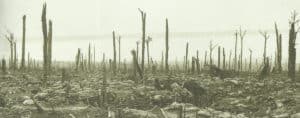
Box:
9, 41, 14, 69
234, 32, 238, 71
146, 38, 150, 68
229, 50, 232, 70
218, 46, 220, 68
288, 21, 297, 80
101, 61, 108, 107
131, 50, 143, 81
1, 59, 7, 74
136, 41, 139, 64
223, 48, 226, 70
42, 3, 48, 74
240, 36, 243, 71
185, 43, 189, 72
165, 19, 169, 72
239, 28, 246, 71
27, 52, 30, 69
88, 43, 91, 70
48, 20, 52, 71
118, 36, 121, 69
196, 50, 200, 73
260, 31, 269, 65
249, 50, 252, 72
139, 9, 146, 74
21, 15, 26, 69
191, 57, 195, 74
6, 34, 14, 69
113, 31, 117, 74
263, 36, 267, 64
13, 41, 17, 70
204, 51, 207, 65
161, 51, 164, 71
275, 23, 282, 72
94, 45, 96, 69
75, 48, 81, 71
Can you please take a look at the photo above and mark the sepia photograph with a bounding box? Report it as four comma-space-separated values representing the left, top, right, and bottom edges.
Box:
0, 0, 299, 117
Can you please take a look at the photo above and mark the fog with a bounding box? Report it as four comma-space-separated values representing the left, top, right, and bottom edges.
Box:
0, 0, 299, 63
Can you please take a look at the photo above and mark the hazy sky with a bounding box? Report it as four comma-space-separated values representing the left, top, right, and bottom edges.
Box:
1, 0, 300, 37
0, 0, 300, 62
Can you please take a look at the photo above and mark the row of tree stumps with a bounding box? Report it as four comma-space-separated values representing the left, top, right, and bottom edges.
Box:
1, 6, 299, 82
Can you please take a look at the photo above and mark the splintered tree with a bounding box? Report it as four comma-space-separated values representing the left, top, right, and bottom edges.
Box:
136, 41, 140, 62
112, 31, 117, 74
93, 45, 96, 68
274, 23, 282, 72
48, 21, 53, 70
75, 48, 81, 71
165, 18, 169, 72
238, 27, 246, 71
185, 43, 189, 72
249, 49, 252, 72
191, 57, 195, 73
118, 36, 121, 69
259, 31, 270, 64
41, 3, 53, 74
88, 43, 91, 70
146, 36, 152, 68
204, 51, 207, 65
13, 41, 17, 70
5, 33, 14, 69
234, 31, 238, 71
229, 50, 232, 70
161, 51, 164, 71
42, 4, 48, 73
1, 59, 7, 74
21, 15, 26, 69
218, 46, 221, 68
223, 48, 226, 70
139, 8, 146, 74
131, 50, 143, 81
209, 41, 218, 66
101, 61, 108, 107
196, 50, 200, 73
288, 11, 299, 80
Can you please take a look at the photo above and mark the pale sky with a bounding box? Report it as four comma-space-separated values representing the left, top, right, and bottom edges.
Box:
1, 0, 300, 37
0, 0, 300, 63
